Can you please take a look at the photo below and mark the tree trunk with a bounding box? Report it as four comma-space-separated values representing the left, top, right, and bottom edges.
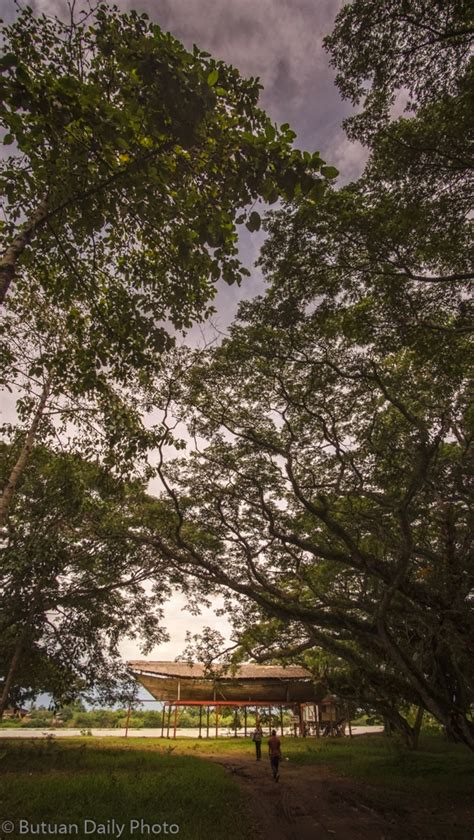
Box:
412, 705, 424, 750
383, 715, 393, 736
446, 712, 474, 750
377, 618, 474, 751
0, 201, 49, 305
0, 373, 53, 529
0, 625, 29, 719
383, 707, 417, 749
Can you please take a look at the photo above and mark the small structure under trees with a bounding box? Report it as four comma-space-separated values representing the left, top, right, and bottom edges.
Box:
128, 661, 344, 738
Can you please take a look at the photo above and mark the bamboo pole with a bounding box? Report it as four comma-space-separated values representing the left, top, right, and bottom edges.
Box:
161, 703, 166, 738
124, 703, 132, 738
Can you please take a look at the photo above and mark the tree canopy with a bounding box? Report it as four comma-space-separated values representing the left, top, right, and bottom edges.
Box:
0, 1, 326, 528
129, 0, 473, 749
324, 0, 474, 142
0, 2, 323, 322
1, 1, 472, 742
0, 444, 168, 714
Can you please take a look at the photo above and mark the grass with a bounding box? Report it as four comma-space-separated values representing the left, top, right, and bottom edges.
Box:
0, 738, 253, 840
0, 734, 472, 838
280, 734, 474, 797
153, 732, 474, 801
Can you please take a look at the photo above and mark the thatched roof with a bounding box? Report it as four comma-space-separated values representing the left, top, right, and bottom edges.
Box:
128, 660, 317, 703
128, 661, 312, 680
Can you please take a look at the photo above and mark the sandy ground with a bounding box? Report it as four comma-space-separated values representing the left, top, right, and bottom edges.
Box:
207, 753, 473, 840
0, 725, 383, 738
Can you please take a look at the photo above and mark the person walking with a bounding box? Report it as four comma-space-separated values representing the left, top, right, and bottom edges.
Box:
252, 723, 263, 760
268, 729, 282, 781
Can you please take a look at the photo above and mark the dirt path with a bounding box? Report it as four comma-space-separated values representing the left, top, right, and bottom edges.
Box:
205, 754, 472, 840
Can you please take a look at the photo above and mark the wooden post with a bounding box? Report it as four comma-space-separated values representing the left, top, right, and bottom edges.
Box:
346, 705, 353, 738
215, 704, 219, 738
234, 707, 238, 737
198, 705, 203, 739
299, 703, 304, 737
244, 706, 248, 737
268, 705, 271, 734
167, 703, 172, 738
161, 703, 166, 738
315, 703, 320, 738
280, 706, 284, 736
206, 705, 210, 738
124, 702, 132, 739
173, 703, 178, 739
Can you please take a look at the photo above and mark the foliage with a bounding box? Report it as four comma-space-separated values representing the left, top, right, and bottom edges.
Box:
144, 291, 472, 743
0, 0, 327, 560
324, 0, 474, 142
134, 1, 473, 750
0, 2, 324, 328
0, 444, 169, 709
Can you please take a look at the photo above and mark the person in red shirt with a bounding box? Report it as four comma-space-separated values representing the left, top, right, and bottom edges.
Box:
268, 729, 282, 781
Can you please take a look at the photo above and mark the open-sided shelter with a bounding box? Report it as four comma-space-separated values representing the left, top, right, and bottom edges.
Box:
128, 660, 344, 737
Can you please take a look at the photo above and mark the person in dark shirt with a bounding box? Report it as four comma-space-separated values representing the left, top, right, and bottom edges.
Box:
268, 729, 282, 781
252, 724, 263, 760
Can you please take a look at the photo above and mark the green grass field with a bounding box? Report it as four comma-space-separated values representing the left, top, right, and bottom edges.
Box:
0, 735, 472, 839
0, 738, 253, 840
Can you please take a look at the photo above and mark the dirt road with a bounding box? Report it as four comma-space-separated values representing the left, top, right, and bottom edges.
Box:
208, 754, 472, 840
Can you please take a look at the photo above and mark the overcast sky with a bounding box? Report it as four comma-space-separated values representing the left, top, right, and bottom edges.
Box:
1, 0, 368, 670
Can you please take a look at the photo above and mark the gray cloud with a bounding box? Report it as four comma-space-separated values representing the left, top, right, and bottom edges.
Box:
1, 0, 362, 166
124, 0, 349, 151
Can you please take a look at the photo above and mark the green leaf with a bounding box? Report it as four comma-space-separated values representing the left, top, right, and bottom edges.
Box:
321, 165, 339, 179
265, 124, 276, 141
3, 134, 14, 145
246, 211, 261, 232
207, 68, 219, 87
0, 53, 17, 71
306, 181, 326, 202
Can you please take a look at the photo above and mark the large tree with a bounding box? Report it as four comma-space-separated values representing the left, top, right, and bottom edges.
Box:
0, 3, 327, 527
0, 444, 169, 716
139, 269, 472, 746
133, 4, 473, 742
